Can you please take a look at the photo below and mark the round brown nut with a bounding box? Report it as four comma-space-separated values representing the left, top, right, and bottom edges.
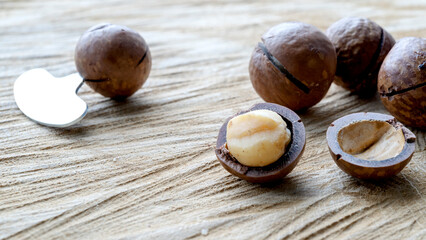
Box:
215, 103, 306, 183
326, 17, 395, 95
249, 22, 337, 111
75, 23, 152, 99
378, 37, 426, 129
327, 112, 416, 180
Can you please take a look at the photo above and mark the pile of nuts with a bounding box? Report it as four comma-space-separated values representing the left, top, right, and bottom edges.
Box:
248, 17, 424, 129
68, 20, 423, 182
215, 17, 424, 182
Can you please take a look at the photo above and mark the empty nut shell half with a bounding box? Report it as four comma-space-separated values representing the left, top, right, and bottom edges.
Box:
327, 112, 416, 180
215, 103, 306, 183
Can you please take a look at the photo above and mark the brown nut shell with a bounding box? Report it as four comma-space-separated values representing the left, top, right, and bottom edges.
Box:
215, 103, 306, 183
327, 112, 416, 180
249, 22, 336, 111
326, 17, 395, 95
75, 23, 152, 99
378, 37, 426, 129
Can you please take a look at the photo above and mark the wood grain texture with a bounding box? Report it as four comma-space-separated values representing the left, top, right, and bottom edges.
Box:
0, 0, 425, 239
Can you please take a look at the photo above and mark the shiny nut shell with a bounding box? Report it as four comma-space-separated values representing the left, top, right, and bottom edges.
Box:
326, 17, 395, 94
326, 112, 416, 180
249, 22, 336, 111
378, 37, 426, 129
75, 23, 152, 99
215, 103, 306, 183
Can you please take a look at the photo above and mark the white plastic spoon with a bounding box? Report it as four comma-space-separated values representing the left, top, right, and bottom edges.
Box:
14, 68, 88, 127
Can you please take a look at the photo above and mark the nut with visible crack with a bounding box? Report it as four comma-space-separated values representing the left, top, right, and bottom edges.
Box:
378, 37, 426, 129
215, 103, 306, 183
249, 22, 337, 111
326, 17, 395, 95
327, 112, 416, 180
226, 109, 291, 167
75, 23, 152, 99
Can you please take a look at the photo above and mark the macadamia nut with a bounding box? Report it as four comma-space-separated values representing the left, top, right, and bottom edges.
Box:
249, 22, 336, 111
378, 37, 426, 129
75, 23, 151, 99
226, 110, 291, 167
326, 17, 395, 95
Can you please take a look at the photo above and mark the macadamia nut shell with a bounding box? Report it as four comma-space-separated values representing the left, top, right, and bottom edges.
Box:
215, 103, 306, 183
326, 17, 395, 94
378, 37, 426, 129
75, 24, 152, 99
327, 112, 416, 180
249, 22, 336, 111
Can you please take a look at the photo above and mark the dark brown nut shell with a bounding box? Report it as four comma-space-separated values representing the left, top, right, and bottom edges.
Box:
215, 103, 306, 183
249, 22, 336, 111
326, 17, 395, 95
75, 23, 152, 99
327, 112, 416, 180
378, 37, 426, 129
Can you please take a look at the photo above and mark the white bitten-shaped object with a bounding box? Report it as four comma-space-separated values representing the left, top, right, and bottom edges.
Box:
14, 68, 87, 127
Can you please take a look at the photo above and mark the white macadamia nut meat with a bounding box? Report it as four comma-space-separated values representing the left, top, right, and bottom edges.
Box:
226, 109, 291, 167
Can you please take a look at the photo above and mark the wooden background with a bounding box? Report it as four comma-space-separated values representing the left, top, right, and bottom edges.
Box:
0, 0, 425, 239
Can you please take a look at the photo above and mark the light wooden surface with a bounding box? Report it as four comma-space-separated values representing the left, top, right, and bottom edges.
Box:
0, 0, 425, 239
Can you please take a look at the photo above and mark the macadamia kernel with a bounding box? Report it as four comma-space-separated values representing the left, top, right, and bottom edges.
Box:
226, 110, 291, 167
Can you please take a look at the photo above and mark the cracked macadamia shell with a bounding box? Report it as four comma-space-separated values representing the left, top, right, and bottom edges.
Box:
75, 23, 152, 99
326, 17, 395, 95
215, 103, 306, 183
378, 37, 426, 129
249, 22, 336, 111
327, 112, 416, 180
